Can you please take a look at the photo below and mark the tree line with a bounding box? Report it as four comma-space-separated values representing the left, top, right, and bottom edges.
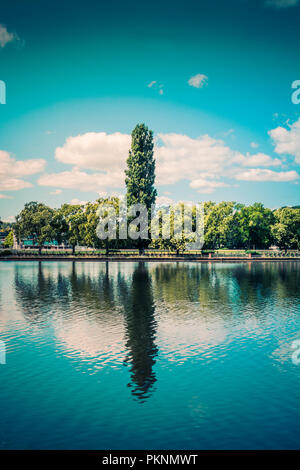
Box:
1, 123, 300, 253
8, 199, 300, 254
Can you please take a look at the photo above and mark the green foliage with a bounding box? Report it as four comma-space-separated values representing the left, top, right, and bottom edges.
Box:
236, 203, 274, 249
82, 197, 122, 254
125, 124, 157, 254
202, 201, 277, 249
15, 202, 57, 254
59, 203, 87, 253
271, 207, 300, 250
150, 203, 197, 254
3, 230, 14, 248
125, 123, 157, 208
204, 201, 241, 249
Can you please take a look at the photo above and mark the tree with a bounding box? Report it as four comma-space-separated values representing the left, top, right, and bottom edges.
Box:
125, 123, 157, 254
204, 201, 242, 249
236, 203, 274, 249
59, 204, 86, 254
82, 197, 121, 255
271, 207, 300, 250
15, 202, 56, 254
3, 230, 14, 248
150, 203, 195, 254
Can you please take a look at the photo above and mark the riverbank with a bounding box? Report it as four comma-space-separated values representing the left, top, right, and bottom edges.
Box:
0, 256, 299, 262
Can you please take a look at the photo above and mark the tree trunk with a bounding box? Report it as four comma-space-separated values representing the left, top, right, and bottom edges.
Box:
72, 245, 75, 255
105, 240, 109, 256
38, 246, 42, 255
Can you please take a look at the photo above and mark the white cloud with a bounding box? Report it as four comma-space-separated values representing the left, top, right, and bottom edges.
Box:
38, 129, 297, 196
0, 194, 13, 199
148, 81, 164, 95
233, 152, 282, 167
188, 74, 208, 89
0, 24, 16, 48
156, 196, 174, 206
155, 133, 234, 184
39, 132, 130, 192
55, 132, 130, 172
0, 150, 46, 191
265, 0, 300, 8
39, 169, 125, 192
50, 189, 62, 195
235, 169, 299, 182
97, 190, 108, 198
190, 178, 229, 194
2, 215, 16, 223
155, 133, 257, 185
69, 198, 88, 206
251, 142, 259, 149
268, 118, 300, 163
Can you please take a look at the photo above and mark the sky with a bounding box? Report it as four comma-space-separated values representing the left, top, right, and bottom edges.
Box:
0, 0, 300, 221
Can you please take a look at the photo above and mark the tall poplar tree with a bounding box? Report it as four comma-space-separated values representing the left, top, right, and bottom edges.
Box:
125, 123, 157, 254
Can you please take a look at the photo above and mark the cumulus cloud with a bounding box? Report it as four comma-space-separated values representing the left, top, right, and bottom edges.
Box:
147, 81, 156, 88
55, 132, 130, 172
190, 178, 229, 194
268, 118, 300, 163
188, 74, 208, 89
233, 152, 282, 167
235, 169, 299, 182
0, 150, 46, 191
39, 132, 129, 193
0, 194, 13, 199
265, 0, 300, 8
38, 168, 124, 192
155, 134, 281, 185
155, 133, 239, 185
38, 129, 296, 195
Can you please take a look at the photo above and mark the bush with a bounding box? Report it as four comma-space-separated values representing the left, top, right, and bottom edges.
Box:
245, 250, 260, 255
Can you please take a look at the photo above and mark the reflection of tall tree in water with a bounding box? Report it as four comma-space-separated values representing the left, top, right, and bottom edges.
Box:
120, 262, 158, 402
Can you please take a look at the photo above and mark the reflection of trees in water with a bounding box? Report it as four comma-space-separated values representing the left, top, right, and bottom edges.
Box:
152, 263, 233, 312
232, 262, 300, 307
151, 261, 300, 319
14, 262, 58, 323
13, 261, 298, 399
14, 262, 118, 324
68, 261, 116, 314
14, 261, 159, 402
119, 262, 158, 402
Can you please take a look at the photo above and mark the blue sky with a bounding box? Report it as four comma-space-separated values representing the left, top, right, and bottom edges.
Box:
0, 0, 300, 220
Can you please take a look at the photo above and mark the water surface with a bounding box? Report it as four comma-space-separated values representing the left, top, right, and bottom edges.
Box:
0, 261, 299, 449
